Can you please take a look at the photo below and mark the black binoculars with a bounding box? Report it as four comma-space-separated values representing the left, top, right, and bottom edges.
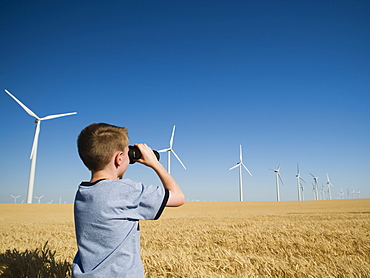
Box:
128, 145, 160, 164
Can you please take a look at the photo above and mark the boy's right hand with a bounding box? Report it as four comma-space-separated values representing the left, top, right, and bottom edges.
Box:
136, 144, 185, 207
135, 143, 161, 168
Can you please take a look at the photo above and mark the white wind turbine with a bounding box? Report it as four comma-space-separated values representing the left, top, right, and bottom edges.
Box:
326, 173, 334, 200
229, 145, 252, 202
158, 125, 186, 175
34, 195, 44, 203
310, 173, 319, 200
320, 183, 325, 200
5, 89, 77, 203
295, 164, 305, 201
339, 188, 344, 199
357, 191, 361, 198
300, 184, 305, 201
271, 164, 283, 201
10, 195, 21, 203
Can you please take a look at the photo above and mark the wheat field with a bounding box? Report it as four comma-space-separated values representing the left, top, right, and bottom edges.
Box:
1, 199, 369, 277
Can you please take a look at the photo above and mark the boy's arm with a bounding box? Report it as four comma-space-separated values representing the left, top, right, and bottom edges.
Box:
135, 144, 185, 207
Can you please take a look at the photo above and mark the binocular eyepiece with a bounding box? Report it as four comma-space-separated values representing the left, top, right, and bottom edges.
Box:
128, 145, 160, 164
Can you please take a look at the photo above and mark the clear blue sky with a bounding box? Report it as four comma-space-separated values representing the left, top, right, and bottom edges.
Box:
1, 0, 369, 203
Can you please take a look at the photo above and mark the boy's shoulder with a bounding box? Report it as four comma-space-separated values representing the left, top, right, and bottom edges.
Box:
79, 178, 137, 187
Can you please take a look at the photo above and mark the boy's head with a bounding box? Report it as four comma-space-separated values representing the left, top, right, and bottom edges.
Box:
77, 123, 129, 172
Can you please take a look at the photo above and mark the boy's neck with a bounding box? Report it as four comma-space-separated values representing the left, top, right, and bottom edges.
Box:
90, 170, 121, 183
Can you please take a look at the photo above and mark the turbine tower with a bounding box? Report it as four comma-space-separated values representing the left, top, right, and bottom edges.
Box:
271, 164, 283, 201
310, 173, 319, 200
295, 164, 305, 201
326, 173, 334, 200
5, 89, 77, 203
229, 145, 252, 201
10, 195, 21, 203
158, 125, 186, 174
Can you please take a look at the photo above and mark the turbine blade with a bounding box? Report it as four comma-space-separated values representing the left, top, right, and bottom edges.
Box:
5, 89, 39, 119
297, 163, 300, 174
157, 148, 170, 153
229, 164, 239, 170
242, 163, 252, 176
171, 149, 186, 169
278, 173, 284, 186
169, 125, 176, 149
30, 121, 41, 159
326, 173, 331, 183
40, 112, 77, 121
239, 145, 243, 162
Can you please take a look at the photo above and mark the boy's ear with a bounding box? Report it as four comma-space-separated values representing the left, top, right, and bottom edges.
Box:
114, 151, 123, 167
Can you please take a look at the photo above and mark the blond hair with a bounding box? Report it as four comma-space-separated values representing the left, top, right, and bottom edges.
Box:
77, 123, 129, 172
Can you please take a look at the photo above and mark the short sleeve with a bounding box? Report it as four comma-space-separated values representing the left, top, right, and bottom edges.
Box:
117, 179, 169, 221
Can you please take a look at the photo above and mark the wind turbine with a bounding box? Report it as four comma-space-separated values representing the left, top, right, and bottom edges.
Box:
295, 164, 305, 201
34, 195, 44, 203
310, 173, 319, 200
326, 173, 334, 200
158, 125, 186, 175
300, 184, 305, 201
271, 164, 283, 201
229, 145, 252, 201
5, 89, 77, 203
320, 183, 325, 200
340, 189, 344, 199
357, 191, 361, 198
10, 195, 21, 203
311, 183, 316, 200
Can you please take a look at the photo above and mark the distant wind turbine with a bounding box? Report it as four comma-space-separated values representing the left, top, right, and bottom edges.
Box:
357, 191, 361, 198
320, 183, 325, 200
310, 173, 319, 200
5, 89, 77, 203
10, 195, 21, 203
229, 145, 252, 201
295, 164, 305, 201
34, 195, 44, 203
158, 125, 186, 175
326, 173, 334, 200
339, 189, 344, 199
271, 164, 283, 201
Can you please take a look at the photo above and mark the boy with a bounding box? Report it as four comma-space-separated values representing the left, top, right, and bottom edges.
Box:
72, 123, 185, 277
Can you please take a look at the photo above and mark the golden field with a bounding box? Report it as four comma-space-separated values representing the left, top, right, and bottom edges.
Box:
0, 199, 369, 277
